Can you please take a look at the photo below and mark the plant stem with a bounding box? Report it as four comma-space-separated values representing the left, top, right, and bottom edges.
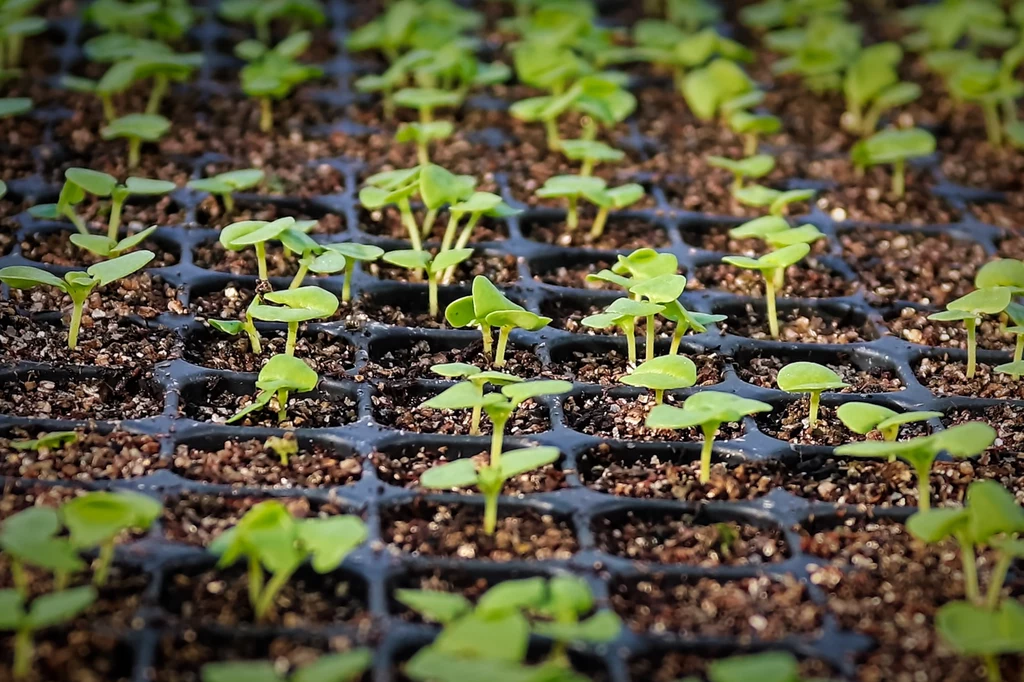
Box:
399, 200, 423, 252
255, 242, 268, 280
13, 628, 31, 680
277, 389, 289, 422
285, 322, 298, 355
245, 315, 262, 354
490, 416, 507, 465
590, 207, 609, 239
93, 539, 115, 586
892, 159, 906, 198
982, 655, 1001, 682
623, 321, 637, 365
581, 159, 594, 177
222, 192, 235, 215
255, 566, 296, 622
108, 197, 124, 241
808, 391, 821, 427
744, 133, 757, 156
342, 268, 354, 303
495, 326, 511, 367
428, 273, 439, 318
290, 262, 309, 289
983, 101, 1002, 147
566, 196, 579, 231
544, 117, 561, 151
915, 463, 932, 512
417, 141, 429, 166
481, 323, 493, 359
483, 491, 499, 535
247, 559, 264, 613
101, 94, 116, 123
259, 97, 273, 133
470, 399, 482, 436
985, 552, 1013, 610
654, 389, 664, 405
645, 315, 656, 361
146, 75, 168, 115
699, 424, 716, 483
440, 214, 461, 252
128, 137, 141, 169
10, 558, 28, 598
422, 208, 438, 239
68, 300, 86, 350
669, 329, 683, 355
966, 317, 978, 379
956, 532, 981, 604
765, 277, 780, 339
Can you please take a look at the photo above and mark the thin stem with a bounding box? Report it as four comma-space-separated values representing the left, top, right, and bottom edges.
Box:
13, 628, 31, 680
247, 559, 264, 613
982, 655, 1001, 682
146, 75, 168, 115
101, 94, 116, 123
566, 196, 579, 231
289, 262, 309, 289
765, 277, 780, 339
581, 159, 594, 177
222, 192, 235, 215
10, 559, 28, 598
428, 273, 439, 318
495, 326, 511, 367
699, 424, 716, 484
107, 196, 124, 241
669, 329, 683, 356
624, 321, 637, 365
277, 389, 289, 422
590, 207, 609, 239
490, 416, 508, 465
128, 137, 141, 169
255, 566, 296, 622
966, 317, 978, 379
285, 322, 298, 355
470, 390, 482, 436
983, 101, 1003, 147
440, 214, 461, 252
481, 323, 493, 359
892, 158, 906, 198
744, 133, 757, 157
645, 315, 656, 361
1015, 334, 1024, 364
54, 571, 69, 591
245, 315, 262, 354
808, 391, 821, 427
417, 140, 429, 166
861, 104, 881, 137
421, 208, 438, 240
68, 300, 85, 350
483, 491, 499, 535
654, 389, 664, 405
399, 200, 422, 252
985, 552, 1013, 610
93, 539, 115, 586
544, 117, 561, 151
255, 242, 268, 281
259, 97, 273, 133
957, 532, 981, 603
342, 268, 354, 303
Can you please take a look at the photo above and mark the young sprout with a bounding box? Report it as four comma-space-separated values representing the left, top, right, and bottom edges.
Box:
843, 43, 921, 136
776, 361, 848, 427
836, 402, 942, 456
68, 176, 175, 256
619, 355, 697, 404
937, 600, 1024, 682
382, 248, 474, 318
210, 500, 366, 622
187, 168, 265, 215
850, 127, 936, 198
428, 362, 522, 435
691, 651, 813, 682
219, 0, 326, 44
948, 59, 1024, 148
210, 298, 264, 354
647, 391, 772, 483
237, 32, 323, 132
446, 277, 551, 366
535, 174, 607, 232
0, 4, 45, 73
708, 154, 775, 192
263, 435, 298, 467
732, 186, 816, 217
628, 273, 688, 361
394, 87, 463, 124
100, 113, 171, 169
585, 183, 645, 239
928, 287, 1015, 379
837, 422, 996, 511
0, 251, 155, 349
722, 243, 810, 339
0, 507, 84, 597
440, 193, 518, 283
9, 431, 79, 452
248, 287, 339, 356
219, 216, 299, 281
326, 243, 384, 302
559, 139, 624, 177
0, 587, 97, 680
682, 58, 755, 121
397, 120, 454, 165
287, 243, 346, 290
582, 298, 665, 366
227, 354, 320, 424
201, 650, 372, 682
662, 303, 726, 355
728, 109, 781, 156
61, 491, 161, 586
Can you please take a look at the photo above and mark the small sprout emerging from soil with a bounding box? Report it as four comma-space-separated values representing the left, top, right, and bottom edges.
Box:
0, 507, 84, 597
220, 0, 326, 43
647, 390, 771, 483
188, 168, 265, 215
682, 57, 756, 120
446, 277, 551, 366
396, 120, 454, 165
211, 500, 366, 622
61, 491, 161, 586
227, 353, 319, 424
843, 42, 921, 136
619, 354, 697, 404
776, 361, 849, 428
0, 587, 97, 680
510, 73, 633, 150
0, 2, 45, 73
585, 183, 645, 239
733, 186, 816, 217
628, 273, 688, 361
9, 431, 79, 452
100, 113, 171, 169
728, 215, 826, 249
836, 402, 941, 456
263, 435, 298, 466
440, 193, 518, 282
582, 298, 665, 366
210, 300, 264, 354
850, 127, 936, 198
838, 422, 996, 511
722, 243, 810, 338
428, 363, 522, 435
929, 287, 1015, 379
708, 154, 775, 192
249, 286, 339, 355
0, 250, 155, 349
560, 139, 624, 177
383, 248, 473, 318
728, 108, 781, 156
220, 216, 300, 281
535, 174, 607, 232
947, 58, 1024, 149
201, 650, 372, 682
237, 32, 323, 132
662, 303, 725, 355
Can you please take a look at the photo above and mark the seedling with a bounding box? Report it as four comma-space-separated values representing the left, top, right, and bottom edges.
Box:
722, 243, 811, 338
836, 402, 941, 456
843, 43, 921, 136
288, 243, 347, 290
776, 361, 848, 427
61, 491, 161, 585
211, 500, 367, 622
201, 650, 372, 682
619, 355, 697, 404
394, 87, 463, 124
227, 354, 319, 424
535, 174, 607, 232
947, 59, 1024, 148
250, 285, 340, 355
937, 600, 1024, 682
767, 15, 862, 94
708, 154, 775, 192
0, 1, 45, 73
0, 97, 31, 118
662, 304, 726, 355
210, 298, 264, 354
928, 287, 1015, 379
237, 32, 323, 132
441, 192, 519, 281
647, 391, 771, 483
9, 431, 78, 452
838, 422, 996, 511
100, 113, 171, 169
445, 277, 551, 366
728, 109, 781, 156
733, 186, 816, 217
585, 183, 646, 239
850, 127, 935, 198
628, 272, 688, 361
728, 216, 826, 250
219, 0, 326, 43
0, 507, 84, 597
509, 74, 628, 150
682, 58, 756, 121
325, 243, 384, 302
683, 651, 812, 682
263, 435, 298, 466
582, 298, 665, 366
428, 362, 522, 435
188, 169, 265, 215
219, 216, 301, 281
0, 251, 155, 349
560, 139, 624, 177
0, 587, 97, 679
397, 120, 454, 165
382, 248, 473, 318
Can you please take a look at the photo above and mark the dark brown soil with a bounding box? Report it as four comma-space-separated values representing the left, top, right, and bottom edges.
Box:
543, 349, 724, 385
809, 161, 955, 226
523, 216, 670, 250
195, 196, 344, 233
0, 371, 164, 421
365, 337, 542, 381
0, 429, 164, 481
193, 240, 302, 277
691, 261, 856, 298
628, 650, 834, 682
564, 391, 743, 442
381, 501, 577, 561
944, 405, 1024, 456
182, 378, 357, 428
679, 221, 830, 256
9, 273, 177, 319
756, 400, 929, 446
172, 438, 362, 488
21, 229, 180, 268
915, 357, 1024, 399
372, 443, 565, 493
719, 303, 877, 343
736, 355, 905, 393
359, 207, 507, 243
532, 257, 639, 290
885, 307, 1015, 351
0, 631, 133, 682
184, 327, 356, 377
372, 253, 520, 286
971, 199, 1024, 231
372, 383, 548, 435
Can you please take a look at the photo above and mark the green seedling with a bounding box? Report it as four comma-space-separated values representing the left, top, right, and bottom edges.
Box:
0, 507, 84, 597
219, 216, 302, 281
850, 127, 935, 198
9, 431, 78, 451
582, 297, 665, 366
397, 120, 454, 165
440, 193, 519, 281
201, 650, 371, 682
767, 15, 861, 94
188, 169, 265, 215
843, 42, 921, 136
937, 600, 1024, 682
662, 304, 725, 355
722, 243, 810, 338
535, 174, 607, 232
585, 183, 646, 239
0, 251, 155, 349
647, 391, 772, 483
237, 32, 323, 132
85, 0, 195, 41
733, 186, 816, 217
382, 248, 473, 318
325, 243, 384, 302
287, 242, 347, 290
227, 354, 319, 424
682, 58, 755, 121
928, 287, 1015, 379
420, 445, 559, 536
248, 286, 339, 355
0, 2, 45, 74
619, 355, 696, 404
610, 247, 680, 281
728, 109, 781, 156
608, 23, 747, 90
680, 650, 816, 682
210, 298, 264, 354
0, 587, 97, 680
776, 361, 848, 427
947, 59, 1024, 148
263, 435, 298, 466
101, 114, 171, 169
728, 216, 826, 250
394, 86, 463, 123
627, 272, 688, 361
838, 422, 996, 511
445, 277, 551, 366
428, 362, 522, 435
559, 139, 624, 177
836, 402, 941, 457
220, 0, 326, 43
211, 500, 366, 622
708, 154, 775, 192
132, 52, 205, 115
0, 97, 31, 118
61, 491, 161, 586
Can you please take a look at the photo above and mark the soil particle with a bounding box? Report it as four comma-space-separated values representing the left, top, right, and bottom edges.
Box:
0, 429, 164, 481
736, 355, 904, 393
564, 391, 742, 442
184, 327, 356, 377
915, 357, 1024, 399
365, 338, 542, 381
691, 261, 856, 298
371, 253, 520, 286
543, 349, 724, 385
21, 228, 180, 268
944, 404, 1024, 455
885, 307, 1014, 351
809, 162, 955, 226
523, 216, 670, 250
0, 371, 164, 421
719, 303, 876, 343
183, 378, 357, 428
372, 383, 548, 435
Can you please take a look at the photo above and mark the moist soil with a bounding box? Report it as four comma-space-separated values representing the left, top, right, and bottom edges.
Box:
372, 383, 547, 436
563, 391, 744, 442
21, 229, 181, 268
628, 651, 834, 682
182, 379, 357, 428
755, 400, 929, 446
9, 272, 177, 319
0, 371, 164, 421
735, 355, 905, 393
522, 215, 671, 250
915, 357, 1024, 400
366, 338, 542, 380
718, 303, 877, 343
184, 327, 357, 377
543, 349, 724, 385
885, 307, 1015, 351
690, 261, 856, 298
0, 429, 164, 481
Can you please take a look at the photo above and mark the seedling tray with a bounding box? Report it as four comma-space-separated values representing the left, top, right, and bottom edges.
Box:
2, 1, 1024, 681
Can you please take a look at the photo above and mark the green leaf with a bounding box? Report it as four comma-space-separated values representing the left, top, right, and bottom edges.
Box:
994, 360, 1024, 376
445, 295, 477, 328
256, 354, 319, 393
928, 309, 977, 322
628, 273, 687, 303
65, 168, 117, 197
932, 423, 997, 458
769, 189, 816, 215
124, 177, 176, 195
296, 515, 367, 573
729, 216, 789, 240
536, 174, 607, 199
432, 248, 474, 273
383, 249, 432, 271
394, 87, 464, 111
432, 610, 530, 662
431, 362, 481, 379
202, 662, 283, 682
646, 391, 771, 430
69, 234, 116, 257
484, 309, 551, 332
101, 113, 171, 141
327, 243, 384, 262
251, 286, 340, 322
396, 120, 454, 144
612, 248, 678, 280
210, 319, 247, 335
502, 380, 573, 407
947, 287, 1013, 316
975, 259, 1024, 290
851, 127, 935, 166
420, 164, 475, 210
937, 600, 1024, 656
421, 382, 485, 410
86, 250, 155, 286
10, 431, 79, 451
0, 97, 32, 118
309, 250, 347, 274
499, 446, 560, 478
534, 609, 622, 644
965, 479, 1024, 544
765, 224, 825, 248
620, 355, 698, 390
472, 276, 521, 319
476, 578, 548, 616
777, 361, 849, 392
420, 458, 479, 489
707, 651, 800, 682
0, 265, 68, 291
586, 270, 634, 290
396, 589, 473, 624
25, 587, 97, 630
61, 491, 160, 548
292, 650, 373, 682
559, 139, 624, 163
907, 507, 969, 544
708, 154, 776, 179
113, 226, 158, 255
732, 184, 781, 207
233, 217, 297, 246
836, 402, 898, 434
